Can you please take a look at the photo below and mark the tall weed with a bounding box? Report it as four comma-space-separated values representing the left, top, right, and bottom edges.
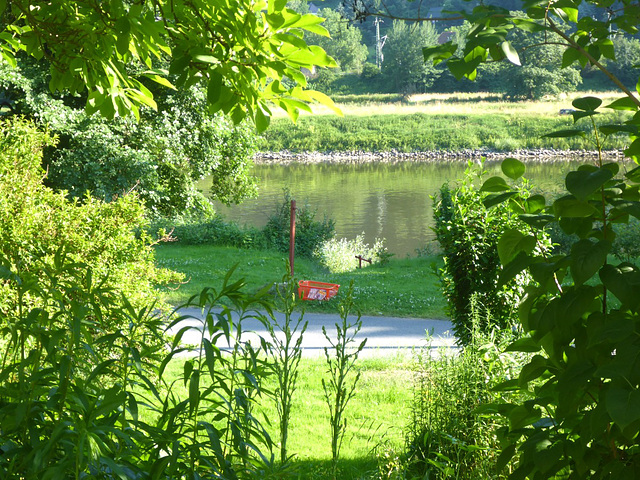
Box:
405, 297, 527, 479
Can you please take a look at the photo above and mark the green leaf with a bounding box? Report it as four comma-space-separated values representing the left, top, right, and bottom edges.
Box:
572, 96, 602, 111
600, 263, 640, 309
519, 355, 549, 384
483, 191, 518, 208
207, 72, 223, 104
498, 229, 536, 264
570, 239, 611, 286
498, 251, 531, 287
624, 138, 640, 161
505, 337, 541, 353
599, 124, 638, 136
519, 213, 554, 229
255, 107, 270, 133
553, 197, 598, 218
626, 166, 640, 183
188, 369, 200, 414
606, 387, 640, 430
422, 42, 458, 65
508, 404, 541, 430
605, 97, 640, 111
480, 176, 510, 192
565, 167, 614, 200
572, 110, 599, 122
502, 157, 525, 180
524, 194, 546, 213
562, 47, 582, 68
500, 41, 520, 66
541, 129, 586, 138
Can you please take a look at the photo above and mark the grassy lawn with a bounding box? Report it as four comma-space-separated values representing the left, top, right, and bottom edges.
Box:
155, 244, 448, 319
163, 354, 416, 479
261, 91, 631, 153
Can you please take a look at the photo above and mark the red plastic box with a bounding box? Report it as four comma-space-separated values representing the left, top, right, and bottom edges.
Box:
298, 280, 340, 301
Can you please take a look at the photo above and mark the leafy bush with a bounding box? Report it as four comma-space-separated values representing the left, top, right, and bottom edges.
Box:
432, 160, 549, 345
314, 234, 389, 273
148, 215, 266, 249
262, 190, 335, 258
0, 117, 180, 313
0, 252, 279, 478
406, 307, 527, 479
476, 97, 640, 479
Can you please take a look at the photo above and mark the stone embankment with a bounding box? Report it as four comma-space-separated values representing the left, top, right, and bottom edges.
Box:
255, 149, 626, 165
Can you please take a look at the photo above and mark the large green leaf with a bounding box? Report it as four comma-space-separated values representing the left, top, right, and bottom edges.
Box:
572, 96, 602, 111
524, 194, 546, 214
553, 197, 598, 217
565, 167, 614, 200
480, 176, 510, 192
498, 229, 536, 264
519, 213, 554, 229
508, 404, 541, 430
541, 129, 586, 138
483, 191, 518, 208
599, 263, 640, 309
501, 157, 525, 180
500, 41, 521, 65
627, 166, 640, 183
570, 239, 611, 286
605, 97, 640, 111
606, 387, 640, 430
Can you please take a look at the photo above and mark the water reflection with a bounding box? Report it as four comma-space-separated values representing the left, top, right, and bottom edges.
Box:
199, 159, 616, 257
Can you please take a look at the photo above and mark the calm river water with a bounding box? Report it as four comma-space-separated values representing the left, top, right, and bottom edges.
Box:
200, 159, 614, 257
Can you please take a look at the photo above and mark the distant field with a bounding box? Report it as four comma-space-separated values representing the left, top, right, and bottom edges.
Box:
272, 91, 626, 118
261, 92, 632, 153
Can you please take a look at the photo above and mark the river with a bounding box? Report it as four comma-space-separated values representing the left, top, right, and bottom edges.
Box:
199, 158, 621, 257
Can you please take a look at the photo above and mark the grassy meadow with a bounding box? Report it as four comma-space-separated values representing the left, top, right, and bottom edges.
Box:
261, 91, 632, 153
155, 244, 447, 319
162, 354, 416, 479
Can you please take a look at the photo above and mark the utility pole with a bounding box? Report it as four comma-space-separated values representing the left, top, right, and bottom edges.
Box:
374, 17, 387, 69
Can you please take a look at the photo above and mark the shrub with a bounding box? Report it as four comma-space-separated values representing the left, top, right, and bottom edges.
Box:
0, 253, 279, 478
262, 190, 335, 258
432, 160, 550, 345
148, 214, 266, 249
406, 305, 527, 479
0, 117, 180, 314
314, 234, 389, 273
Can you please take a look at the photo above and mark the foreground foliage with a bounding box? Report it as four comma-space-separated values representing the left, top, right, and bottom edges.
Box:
0, 0, 339, 128
0, 117, 178, 312
478, 99, 640, 478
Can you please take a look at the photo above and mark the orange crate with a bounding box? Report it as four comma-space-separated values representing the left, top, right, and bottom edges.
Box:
298, 280, 340, 301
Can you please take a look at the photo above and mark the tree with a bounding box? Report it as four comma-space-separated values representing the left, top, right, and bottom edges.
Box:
0, 57, 258, 217
0, 0, 341, 130
382, 20, 439, 93
306, 8, 369, 73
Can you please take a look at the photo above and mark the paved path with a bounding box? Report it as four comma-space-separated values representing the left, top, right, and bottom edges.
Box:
167, 308, 456, 357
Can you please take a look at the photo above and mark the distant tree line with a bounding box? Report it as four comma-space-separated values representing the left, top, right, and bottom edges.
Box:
295, 0, 640, 98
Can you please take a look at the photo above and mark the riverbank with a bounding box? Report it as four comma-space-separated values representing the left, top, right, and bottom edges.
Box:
258, 93, 633, 157
255, 148, 626, 164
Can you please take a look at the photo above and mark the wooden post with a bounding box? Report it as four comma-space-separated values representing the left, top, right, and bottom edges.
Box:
289, 199, 296, 276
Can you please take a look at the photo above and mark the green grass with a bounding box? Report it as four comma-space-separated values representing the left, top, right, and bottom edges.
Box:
163, 355, 416, 479
261, 92, 632, 153
154, 244, 447, 319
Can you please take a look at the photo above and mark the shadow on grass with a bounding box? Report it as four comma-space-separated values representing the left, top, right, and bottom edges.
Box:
281, 457, 381, 480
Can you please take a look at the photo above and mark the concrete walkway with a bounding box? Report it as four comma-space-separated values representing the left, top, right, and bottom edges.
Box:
166, 307, 456, 358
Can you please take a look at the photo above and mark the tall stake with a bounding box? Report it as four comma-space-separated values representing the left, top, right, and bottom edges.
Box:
289, 199, 296, 276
